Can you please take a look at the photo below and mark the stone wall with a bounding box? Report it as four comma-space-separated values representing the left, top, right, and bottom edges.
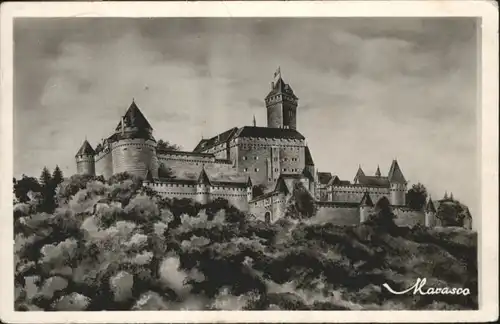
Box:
236, 137, 305, 186
393, 207, 425, 227
315, 204, 360, 225
249, 192, 287, 223
95, 150, 113, 179
328, 185, 390, 204
76, 156, 95, 176
267, 102, 283, 128
111, 139, 158, 179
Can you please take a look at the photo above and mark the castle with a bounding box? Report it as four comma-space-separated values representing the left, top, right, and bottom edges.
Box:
74, 68, 454, 227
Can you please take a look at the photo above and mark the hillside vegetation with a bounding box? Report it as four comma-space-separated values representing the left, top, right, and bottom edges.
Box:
14, 173, 477, 311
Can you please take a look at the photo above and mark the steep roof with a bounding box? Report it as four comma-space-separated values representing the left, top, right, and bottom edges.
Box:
193, 127, 239, 152
357, 176, 390, 188
235, 126, 305, 140
274, 176, 290, 195
76, 140, 95, 157
193, 126, 306, 152
425, 197, 436, 213
265, 76, 298, 100
318, 172, 333, 185
115, 100, 153, 132
375, 165, 381, 177
388, 159, 406, 184
360, 191, 374, 207
305, 146, 314, 166
354, 166, 365, 183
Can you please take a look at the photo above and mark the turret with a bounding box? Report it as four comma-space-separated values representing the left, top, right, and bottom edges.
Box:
388, 159, 407, 206
246, 177, 253, 202
265, 67, 299, 130
75, 139, 96, 176
196, 167, 211, 205
359, 191, 374, 223
353, 165, 365, 184
424, 196, 436, 227
375, 165, 381, 177
111, 100, 159, 179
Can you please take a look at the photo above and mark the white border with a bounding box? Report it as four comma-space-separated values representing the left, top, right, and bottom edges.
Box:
1, 1, 498, 323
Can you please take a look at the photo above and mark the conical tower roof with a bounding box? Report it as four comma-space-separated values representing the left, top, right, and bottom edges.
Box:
75, 140, 95, 157
360, 191, 374, 207
388, 159, 406, 184
375, 165, 381, 177
354, 165, 365, 183
425, 197, 436, 212
115, 100, 153, 132
197, 167, 211, 185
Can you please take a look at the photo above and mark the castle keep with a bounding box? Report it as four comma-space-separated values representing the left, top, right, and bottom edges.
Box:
75, 68, 443, 226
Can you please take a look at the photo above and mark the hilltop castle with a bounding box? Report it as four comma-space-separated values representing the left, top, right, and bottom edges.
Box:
75, 69, 445, 227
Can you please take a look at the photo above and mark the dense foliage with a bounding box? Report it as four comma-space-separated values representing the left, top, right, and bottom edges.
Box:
406, 183, 428, 210
14, 172, 477, 311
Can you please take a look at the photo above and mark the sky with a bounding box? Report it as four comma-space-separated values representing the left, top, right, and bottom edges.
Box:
14, 18, 479, 217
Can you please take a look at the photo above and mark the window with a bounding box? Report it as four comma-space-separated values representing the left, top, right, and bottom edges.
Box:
244, 168, 248, 172
283, 168, 287, 172
273, 157, 278, 161
275, 168, 279, 172
255, 168, 259, 172
242, 156, 247, 160
254, 156, 259, 160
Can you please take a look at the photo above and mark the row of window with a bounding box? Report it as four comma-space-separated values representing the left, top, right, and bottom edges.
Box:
240, 145, 301, 150
241, 156, 299, 162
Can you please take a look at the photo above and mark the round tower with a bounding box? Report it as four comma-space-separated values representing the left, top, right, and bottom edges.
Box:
75, 139, 96, 176
388, 159, 407, 206
196, 168, 211, 205
424, 196, 436, 227
111, 100, 159, 179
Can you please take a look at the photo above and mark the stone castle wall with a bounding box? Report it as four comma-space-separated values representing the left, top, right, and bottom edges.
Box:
111, 139, 159, 179
235, 137, 305, 186
249, 193, 287, 223
393, 207, 425, 227
328, 185, 390, 204
95, 149, 113, 179
315, 203, 360, 226
145, 181, 249, 211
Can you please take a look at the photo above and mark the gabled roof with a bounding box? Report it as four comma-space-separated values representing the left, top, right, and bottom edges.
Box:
235, 126, 305, 140
76, 140, 95, 157
193, 127, 239, 152
360, 191, 374, 207
115, 100, 153, 132
265, 76, 298, 100
357, 176, 390, 188
305, 146, 314, 166
425, 197, 436, 213
388, 159, 406, 184
318, 172, 333, 185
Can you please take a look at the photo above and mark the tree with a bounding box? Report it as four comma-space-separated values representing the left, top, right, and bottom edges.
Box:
13, 175, 41, 203
406, 182, 428, 210
285, 181, 316, 219
366, 196, 397, 229
52, 165, 64, 188
156, 140, 181, 151
39, 167, 56, 212
436, 201, 464, 227
158, 164, 175, 179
